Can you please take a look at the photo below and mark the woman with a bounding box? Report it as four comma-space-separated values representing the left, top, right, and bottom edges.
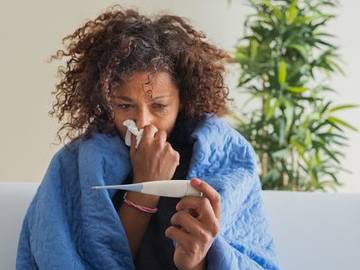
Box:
17, 6, 280, 270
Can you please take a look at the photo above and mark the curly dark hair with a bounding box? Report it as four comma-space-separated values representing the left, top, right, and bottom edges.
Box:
49, 5, 231, 144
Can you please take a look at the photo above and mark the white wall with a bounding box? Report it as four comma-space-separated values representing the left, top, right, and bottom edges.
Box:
0, 0, 358, 192
326, 1, 360, 192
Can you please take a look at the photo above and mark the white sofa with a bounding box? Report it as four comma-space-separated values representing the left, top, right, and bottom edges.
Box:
1, 182, 359, 270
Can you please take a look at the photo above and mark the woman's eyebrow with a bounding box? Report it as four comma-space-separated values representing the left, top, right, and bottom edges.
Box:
113, 96, 133, 102
151, 95, 172, 101
113, 95, 172, 101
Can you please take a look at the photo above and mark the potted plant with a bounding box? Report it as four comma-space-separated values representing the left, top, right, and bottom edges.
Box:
231, 0, 358, 191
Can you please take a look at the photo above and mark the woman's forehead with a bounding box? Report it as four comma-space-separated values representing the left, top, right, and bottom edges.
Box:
113, 71, 178, 96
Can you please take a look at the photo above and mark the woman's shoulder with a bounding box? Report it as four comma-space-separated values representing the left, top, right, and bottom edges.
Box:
193, 114, 251, 147
190, 114, 258, 171
49, 132, 125, 167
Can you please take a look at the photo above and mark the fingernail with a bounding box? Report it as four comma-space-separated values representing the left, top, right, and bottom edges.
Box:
191, 178, 202, 186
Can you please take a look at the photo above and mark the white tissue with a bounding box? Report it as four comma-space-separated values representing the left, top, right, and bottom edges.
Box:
123, 119, 157, 148
123, 120, 142, 148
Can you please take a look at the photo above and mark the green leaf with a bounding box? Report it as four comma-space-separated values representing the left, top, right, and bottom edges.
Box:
322, 147, 341, 164
314, 31, 336, 38
264, 98, 279, 120
287, 86, 308, 93
278, 61, 287, 86
327, 117, 359, 131
329, 104, 360, 113
279, 118, 286, 145
314, 38, 337, 49
287, 44, 309, 59
327, 59, 345, 75
286, 4, 298, 24
235, 51, 248, 63
250, 38, 258, 60
305, 129, 312, 147
272, 148, 290, 159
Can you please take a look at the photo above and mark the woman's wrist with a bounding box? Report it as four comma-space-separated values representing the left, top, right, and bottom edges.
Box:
125, 191, 160, 208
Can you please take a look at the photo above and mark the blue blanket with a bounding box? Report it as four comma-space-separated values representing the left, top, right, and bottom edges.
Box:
17, 115, 280, 269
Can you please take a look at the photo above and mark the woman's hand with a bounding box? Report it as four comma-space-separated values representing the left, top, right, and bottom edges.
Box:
165, 178, 221, 270
129, 124, 180, 183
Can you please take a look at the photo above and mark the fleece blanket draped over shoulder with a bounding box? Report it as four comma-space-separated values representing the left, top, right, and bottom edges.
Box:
16, 115, 280, 270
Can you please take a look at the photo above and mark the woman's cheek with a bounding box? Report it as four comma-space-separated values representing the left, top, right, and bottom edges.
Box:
113, 121, 127, 139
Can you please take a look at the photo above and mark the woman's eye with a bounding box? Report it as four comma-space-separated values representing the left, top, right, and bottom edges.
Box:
152, 103, 168, 110
116, 104, 133, 110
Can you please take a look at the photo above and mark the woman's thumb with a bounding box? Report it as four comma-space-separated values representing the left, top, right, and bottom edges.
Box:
129, 133, 136, 156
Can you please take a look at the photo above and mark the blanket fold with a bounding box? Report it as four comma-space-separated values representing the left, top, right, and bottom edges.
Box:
16, 115, 280, 270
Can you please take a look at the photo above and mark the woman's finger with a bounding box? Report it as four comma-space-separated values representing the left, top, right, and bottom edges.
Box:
170, 210, 201, 234
154, 130, 167, 146
176, 197, 219, 237
141, 124, 158, 144
189, 178, 221, 219
129, 133, 137, 157
165, 226, 194, 254
176, 196, 215, 221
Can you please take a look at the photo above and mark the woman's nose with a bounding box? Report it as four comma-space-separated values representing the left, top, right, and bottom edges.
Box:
134, 109, 152, 129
